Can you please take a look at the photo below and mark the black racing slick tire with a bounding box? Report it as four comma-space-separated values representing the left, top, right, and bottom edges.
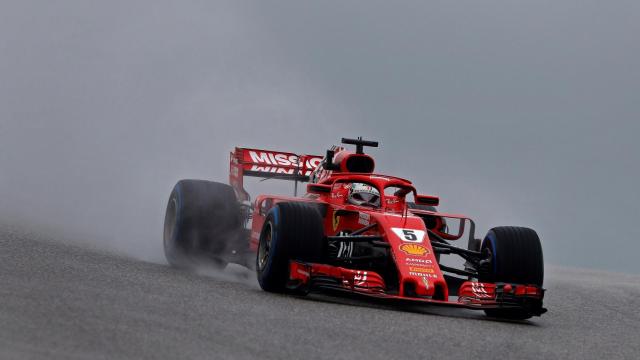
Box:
256, 202, 324, 293
480, 226, 544, 319
407, 202, 445, 232
163, 179, 241, 269
408, 202, 447, 261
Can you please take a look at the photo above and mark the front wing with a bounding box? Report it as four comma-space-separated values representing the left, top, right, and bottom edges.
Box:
288, 261, 547, 316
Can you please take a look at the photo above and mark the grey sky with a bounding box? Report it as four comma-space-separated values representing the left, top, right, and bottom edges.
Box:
1, 1, 639, 273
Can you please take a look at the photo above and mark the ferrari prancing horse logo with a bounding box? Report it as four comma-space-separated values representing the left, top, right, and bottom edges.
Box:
332, 211, 340, 231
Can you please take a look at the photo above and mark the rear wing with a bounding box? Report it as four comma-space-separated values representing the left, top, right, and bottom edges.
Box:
230, 147, 323, 202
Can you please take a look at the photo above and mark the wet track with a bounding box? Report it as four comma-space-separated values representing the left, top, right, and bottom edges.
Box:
1, 224, 639, 359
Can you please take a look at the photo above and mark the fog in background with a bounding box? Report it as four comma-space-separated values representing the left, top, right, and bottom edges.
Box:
1, 1, 638, 273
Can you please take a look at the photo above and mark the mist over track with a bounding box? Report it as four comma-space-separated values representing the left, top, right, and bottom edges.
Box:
1, 224, 638, 360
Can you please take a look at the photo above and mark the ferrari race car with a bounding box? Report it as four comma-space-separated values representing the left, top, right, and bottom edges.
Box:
163, 138, 546, 319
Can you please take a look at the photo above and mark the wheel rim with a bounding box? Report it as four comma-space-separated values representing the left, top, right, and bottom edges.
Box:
257, 222, 272, 271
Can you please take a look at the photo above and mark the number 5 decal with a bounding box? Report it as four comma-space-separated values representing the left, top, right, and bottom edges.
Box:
391, 228, 426, 243
403, 230, 417, 241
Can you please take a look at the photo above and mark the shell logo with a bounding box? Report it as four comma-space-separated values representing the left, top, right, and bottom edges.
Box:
399, 244, 430, 256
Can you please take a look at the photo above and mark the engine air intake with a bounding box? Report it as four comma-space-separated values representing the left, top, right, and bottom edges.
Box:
344, 154, 375, 173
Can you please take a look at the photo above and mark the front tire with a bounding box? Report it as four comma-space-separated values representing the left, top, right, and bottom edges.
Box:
256, 202, 324, 293
479, 226, 544, 319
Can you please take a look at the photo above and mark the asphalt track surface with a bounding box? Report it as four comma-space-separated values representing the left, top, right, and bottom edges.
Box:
1, 224, 639, 359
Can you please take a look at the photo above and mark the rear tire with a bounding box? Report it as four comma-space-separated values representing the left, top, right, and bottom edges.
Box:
407, 202, 436, 212
408, 202, 446, 232
256, 202, 324, 293
163, 180, 241, 269
479, 226, 544, 319
408, 202, 444, 262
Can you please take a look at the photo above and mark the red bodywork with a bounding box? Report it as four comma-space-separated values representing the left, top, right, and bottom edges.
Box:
229, 145, 545, 314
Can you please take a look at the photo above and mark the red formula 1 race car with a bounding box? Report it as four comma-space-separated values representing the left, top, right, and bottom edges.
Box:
163, 138, 546, 319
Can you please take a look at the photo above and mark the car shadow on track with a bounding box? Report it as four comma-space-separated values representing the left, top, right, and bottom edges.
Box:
290, 290, 540, 326
175, 263, 541, 326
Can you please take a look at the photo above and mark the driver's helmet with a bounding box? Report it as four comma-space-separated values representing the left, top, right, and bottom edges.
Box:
348, 183, 381, 207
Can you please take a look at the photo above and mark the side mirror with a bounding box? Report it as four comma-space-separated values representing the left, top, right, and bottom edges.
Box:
415, 194, 439, 207
307, 183, 331, 195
